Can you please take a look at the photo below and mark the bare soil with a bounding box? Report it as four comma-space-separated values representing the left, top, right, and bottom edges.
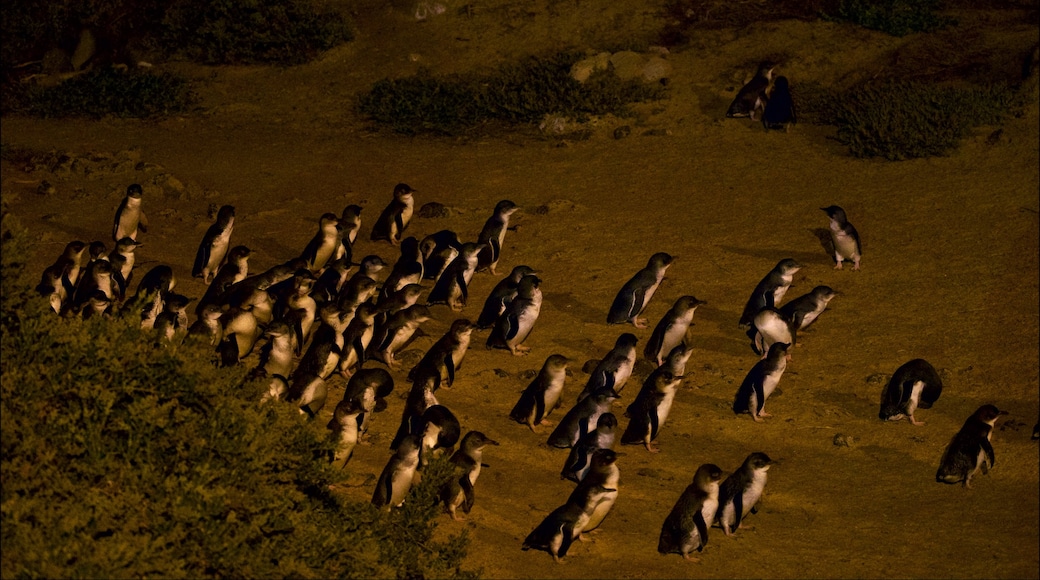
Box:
2, 1, 1038, 578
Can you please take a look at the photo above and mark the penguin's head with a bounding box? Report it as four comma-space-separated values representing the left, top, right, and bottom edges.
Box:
126, 183, 143, 197
393, 183, 416, 199
746, 452, 773, 472
693, 463, 724, 489
820, 205, 847, 222
973, 405, 1008, 425
648, 252, 674, 269
615, 333, 639, 350
494, 199, 519, 216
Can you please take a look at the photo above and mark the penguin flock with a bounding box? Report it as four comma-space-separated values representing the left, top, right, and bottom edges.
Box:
32, 177, 1032, 566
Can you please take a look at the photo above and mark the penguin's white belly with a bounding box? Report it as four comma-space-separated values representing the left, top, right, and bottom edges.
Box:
390, 463, 417, 507
661, 321, 689, 354
509, 302, 541, 345
656, 389, 677, 429
833, 231, 858, 259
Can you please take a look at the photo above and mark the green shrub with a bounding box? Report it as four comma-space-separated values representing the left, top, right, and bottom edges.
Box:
0, 217, 471, 578
357, 53, 664, 135
833, 80, 1014, 160
23, 66, 197, 118
829, 0, 955, 37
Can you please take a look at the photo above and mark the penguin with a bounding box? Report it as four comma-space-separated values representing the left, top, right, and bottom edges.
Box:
577, 333, 639, 402
936, 404, 1008, 488
279, 272, 318, 353
192, 204, 235, 284
408, 318, 474, 390
340, 367, 395, 440
36, 264, 68, 314
644, 295, 705, 366
123, 264, 175, 327
522, 483, 618, 563
821, 205, 862, 271
300, 212, 341, 274
716, 452, 772, 536
294, 303, 351, 380
380, 236, 425, 300
262, 374, 290, 403
108, 236, 141, 294
419, 230, 463, 282
220, 257, 305, 310
778, 285, 835, 331
567, 448, 620, 534
761, 75, 795, 131
374, 283, 424, 329
71, 258, 115, 311
726, 61, 774, 120
427, 242, 485, 312
285, 372, 328, 418
327, 397, 364, 467
510, 354, 571, 432
339, 254, 389, 307
338, 204, 363, 248
370, 304, 432, 369
337, 302, 379, 378
81, 290, 113, 320
219, 305, 260, 361
476, 199, 520, 275
607, 252, 673, 328
880, 359, 944, 426
250, 321, 295, 380
310, 256, 354, 306
372, 434, 421, 510
733, 342, 790, 422
561, 412, 617, 483
751, 307, 797, 357
486, 274, 542, 356
87, 241, 108, 262
620, 370, 682, 453
738, 258, 801, 329
370, 183, 416, 245
415, 404, 462, 467
475, 265, 538, 329
112, 183, 148, 241
658, 463, 724, 562
390, 371, 440, 451
440, 430, 500, 521
660, 342, 695, 380
547, 387, 619, 449
196, 245, 251, 317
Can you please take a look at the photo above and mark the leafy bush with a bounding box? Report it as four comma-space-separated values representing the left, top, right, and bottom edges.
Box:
829, 0, 955, 37
0, 218, 471, 578
357, 53, 664, 135
833, 80, 1014, 160
21, 66, 197, 118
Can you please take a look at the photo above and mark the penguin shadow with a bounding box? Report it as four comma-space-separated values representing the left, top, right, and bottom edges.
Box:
810, 227, 835, 258
688, 304, 754, 358
716, 245, 830, 269
541, 290, 604, 325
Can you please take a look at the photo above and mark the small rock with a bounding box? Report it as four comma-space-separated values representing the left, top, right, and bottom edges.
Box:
417, 202, 450, 219
37, 181, 56, 196
570, 52, 611, 83
865, 373, 889, 385
641, 57, 672, 83
833, 433, 854, 447
492, 368, 511, 378
613, 125, 632, 140
518, 369, 538, 381
610, 51, 647, 82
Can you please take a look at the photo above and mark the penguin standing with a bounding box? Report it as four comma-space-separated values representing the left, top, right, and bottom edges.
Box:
390, 371, 440, 451
577, 333, 639, 402
522, 482, 618, 563
440, 431, 499, 521
251, 321, 295, 380
547, 387, 619, 449
372, 434, 422, 510
486, 274, 542, 356
196, 245, 251, 317
566, 448, 620, 534
620, 370, 682, 453
821, 205, 862, 271
644, 295, 706, 366
370, 183, 416, 245
476, 199, 520, 275
327, 397, 364, 467
751, 307, 797, 357
607, 252, 674, 328
300, 212, 342, 274
561, 412, 617, 483
658, 463, 724, 562
338, 204, 363, 248
419, 230, 462, 282
761, 76, 795, 131
408, 318, 474, 390
112, 183, 148, 242
879, 359, 944, 426
716, 452, 772, 536
414, 404, 462, 467
475, 265, 538, 329
337, 302, 379, 378
738, 258, 801, 329
341, 367, 395, 440
427, 242, 485, 312
380, 236, 425, 300
192, 204, 235, 284
936, 405, 1008, 488
726, 62, 775, 120
660, 343, 695, 380
778, 285, 836, 331
733, 342, 790, 422
510, 354, 570, 432
370, 304, 433, 369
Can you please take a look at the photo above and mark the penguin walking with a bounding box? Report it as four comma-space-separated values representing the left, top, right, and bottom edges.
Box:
476, 199, 520, 275
607, 252, 673, 328
821, 205, 862, 271
414, 404, 462, 467
440, 431, 499, 521
547, 387, 619, 449
620, 370, 682, 453
196, 245, 251, 317
566, 448, 619, 534
294, 303, 351, 380
778, 285, 835, 331
419, 230, 462, 282
112, 183, 148, 242
408, 318, 474, 390
738, 258, 801, 330
733, 342, 790, 422
522, 482, 618, 563
936, 405, 1008, 488
751, 307, 797, 357
371, 183, 416, 245
658, 463, 724, 562
577, 333, 639, 402
327, 397, 364, 467
761, 76, 795, 131
251, 321, 295, 380
370, 304, 433, 369
341, 367, 395, 441
427, 242, 485, 312
192, 204, 235, 284
879, 359, 944, 426
338, 204, 363, 249
380, 236, 425, 300
286, 372, 328, 418
644, 295, 705, 366
561, 412, 617, 483
716, 452, 772, 536
510, 354, 570, 432
475, 265, 538, 329
372, 434, 422, 510
726, 62, 775, 120
337, 302, 379, 378
300, 212, 342, 274
487, 274, 542, 356
311, 257, 354, 306
390, 371, 440, 451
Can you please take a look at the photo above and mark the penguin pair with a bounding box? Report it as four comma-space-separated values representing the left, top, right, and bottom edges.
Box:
577, 333, 638, 401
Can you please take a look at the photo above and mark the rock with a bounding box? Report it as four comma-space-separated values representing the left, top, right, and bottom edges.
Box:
610, 51, 647, 82
518, 369, 539, 381
417, 202, 450, 218
70, 29, 97, 71
642, 57, 672, 83
37, 181, 56, 196
570, 52, 611, 83
613, 125, 632, 139
833, 433, 854, 448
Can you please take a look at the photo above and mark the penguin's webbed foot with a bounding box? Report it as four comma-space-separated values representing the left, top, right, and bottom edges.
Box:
909, 415, 925, 426
538, 418, 555, 427
644, 441, 660, 453
631, 317, 648, 329
510, 345, 531, 356
681, 553, 701, 563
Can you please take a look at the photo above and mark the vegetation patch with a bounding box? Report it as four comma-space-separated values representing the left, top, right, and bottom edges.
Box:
357, 53, 664, 135
16, 66, 197, 119
827, 0, 956, 37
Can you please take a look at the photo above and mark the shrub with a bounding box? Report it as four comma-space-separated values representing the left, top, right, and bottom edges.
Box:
0, 218, 471, 578
22, 66, 197, 118
829, 0, 956, 37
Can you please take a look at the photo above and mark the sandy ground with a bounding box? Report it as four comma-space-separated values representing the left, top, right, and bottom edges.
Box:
2, 1, 1038, 578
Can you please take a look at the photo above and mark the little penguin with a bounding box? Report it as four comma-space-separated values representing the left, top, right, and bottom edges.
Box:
778, 285, 835, 331
761, 75, 795, 131
390, 371, 440, 451
660, 342, 695, 380
370, 183, 416, 245
510, 354, 571, 432
476, 199, 520, 275
370, 304, 432, 369
419, 230, 462, 282
337, 302, 379, 378
285, 372, 328, 419
440, 430, 499, 521
644, 295, 706, 366
565, 448, 620, 534
112, 183, 148, 242
408, 318, 474, 390
416, 404, 462, 467
476, 265, 538, 329
300, 212, 342, 274
196, 245, 251, 317
327, 397, 364, 467
338, 204, 363, 248
380, 236, 425, 300
427, 242, 485, 311
936, 404, 1008, 488
577, 333, 639, 402
620, 370, 683, 453
658, 463, 724, 562
879, 358, 944, 426
716, 452, 772, 536
340, 367, 395, 439
522, 483, 618, 563
726, 62, 775, 120
372, 434, 422, 510
751, 307, 797, 357
561, 412, 617, 483
547, 387, 619, 449
607, 252, 674, 328
738, 258, 801, 329
821, 205, 862, 270
487, 274, 542, 356
192, 204, 235, 284
733, 342, 790, 422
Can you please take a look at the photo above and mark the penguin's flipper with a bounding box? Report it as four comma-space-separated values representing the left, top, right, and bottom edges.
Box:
693, 509, 709, 551
627, 287, 646, 321
570, 446, 589, 474
533, 390, 547, 424
459, 474, 475, 513
138, 211, 149, 233
488, 238, 501, 264
752, 377, 767, 415
980, 437, 996, 467
501, 311, 520, 341
732, 491, 745, 530
577, 416, 591, 441
454, 270, 468, 303
558, 523, 576, 558
393, 212, 405, 241
193, 241, 211, 279
352, 336, 366, 366
649, 404, 660, 440
380, 473, 394, 507
443, 351, 456, 387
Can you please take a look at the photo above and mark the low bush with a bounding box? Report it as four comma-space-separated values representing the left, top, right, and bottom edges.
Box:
828, 0, 955, 37
21, 66, 197, 118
